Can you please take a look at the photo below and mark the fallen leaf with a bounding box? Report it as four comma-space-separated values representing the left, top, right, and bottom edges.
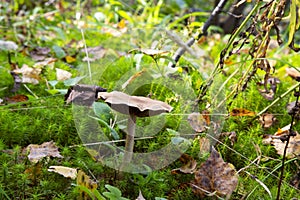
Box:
24, 163, 42, 185
48, 166, 77, 179
77, 170, 98, 200
56, 68, 72, 81
230, 108, 255, 116
13, 64, 42, 84
259, 113, 276, 128
257, 77, 280, 100
24, 141, 63, 163
30, 47, 51, 61
187, 112, 209, 132
263, 132, 300, 158
136, 190, 146, 200
220, 131, 237, 146
290, 172, 300, 189
171, 154, 197, 174
5, 94, 28, 104
65, 84, 107, 106
33, 57, 56, 69
81, 45, 107, 62
65, 55, 76, 63
286, 67, 300, 80
199, 137, 211, 154
0, 40, 18, 51
191, 147, 238, 199
101, 22, 127, 37
287, 101, 300, 120
263, 124, 300, 158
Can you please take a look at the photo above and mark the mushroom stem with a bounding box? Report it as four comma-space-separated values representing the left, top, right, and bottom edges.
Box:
121, 114, 136, 170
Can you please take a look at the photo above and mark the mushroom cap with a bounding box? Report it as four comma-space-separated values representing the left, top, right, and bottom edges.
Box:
98, 91, 173, 117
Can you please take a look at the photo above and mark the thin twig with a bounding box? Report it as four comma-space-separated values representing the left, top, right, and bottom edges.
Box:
168, 0, 228, 68
276, 85, 300, 200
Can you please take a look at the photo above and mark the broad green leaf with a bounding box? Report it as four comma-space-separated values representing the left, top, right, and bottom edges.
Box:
52, 45, 66, 59
105, 184, 122, 197
92, 102, 113, 122
117, 10, 134, 23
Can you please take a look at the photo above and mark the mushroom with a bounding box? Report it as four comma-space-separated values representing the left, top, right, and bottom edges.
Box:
98, 91, 173, 171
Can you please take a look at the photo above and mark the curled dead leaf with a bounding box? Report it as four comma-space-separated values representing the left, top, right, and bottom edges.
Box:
263, 124, 300, 158
287, 101, 300, 120
24, 141, 63, 163
286, 67, 300, 80
220, 131, 237, 146
259, 113, 276, 128
192, 147, 238, 199
257, 77, 280, 100
171, 154, 197, 174
81, 45, 107, 62
187, 112, 210, 133
48, 166, 78, 180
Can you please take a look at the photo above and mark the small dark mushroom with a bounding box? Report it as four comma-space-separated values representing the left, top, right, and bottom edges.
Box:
98, 91, 172, 170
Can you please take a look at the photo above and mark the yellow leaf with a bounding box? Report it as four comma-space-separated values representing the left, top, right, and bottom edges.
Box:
230, 108, 255, 116
65, 55, 76, 63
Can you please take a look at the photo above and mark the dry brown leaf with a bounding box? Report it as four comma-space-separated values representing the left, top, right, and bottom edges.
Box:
30, 47, 51, 61
286, 67, 300, 80
263, 125, 300, 158
24, 141, 63, 163
187, 112, 210, 132
171, 154, 197, 174
33, 57, 56, 69
287, 101, 300, 120
24, 163, 42, 184
5, 94, 28, 104
56, 68, 72, 81
230, 108, 255, 116
13, 64, 41, 84
48, 166, 77, 179
192, 147, 238, 199
257, 77, 280, 100
81, 45, 107, 62
199, 137, 211, 154
220, 131, 237, 146
98, 91, 173, 117
259, 113, 276, 128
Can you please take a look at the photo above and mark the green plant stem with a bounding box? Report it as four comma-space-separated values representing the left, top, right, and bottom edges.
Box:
256, 81, 300, 117
198, 2, 261, 100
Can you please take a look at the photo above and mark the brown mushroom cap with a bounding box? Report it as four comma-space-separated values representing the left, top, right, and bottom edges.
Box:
98, 91, 173, 117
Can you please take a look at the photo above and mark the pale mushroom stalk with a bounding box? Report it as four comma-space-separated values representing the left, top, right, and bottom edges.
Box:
123, 114, 136, 165
98, 91, 173, 172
